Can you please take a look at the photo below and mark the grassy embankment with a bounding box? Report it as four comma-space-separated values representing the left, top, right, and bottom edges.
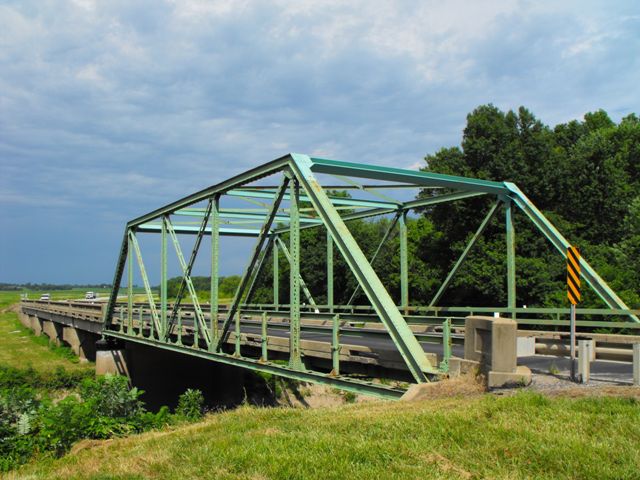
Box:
0, 291, 95, 373
9, 390, 640, 479
3, 290, 640, 479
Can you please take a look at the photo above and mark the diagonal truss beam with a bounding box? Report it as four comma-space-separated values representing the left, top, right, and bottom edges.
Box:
104, 230, 129, 329
347, 212, 401, 306
275, 236, 317, 307
289, 153, 435, 381
273, 190, 486, 234
127, 155, 292, 228
164, 216, 211, 345
429, 200, 501, 306
505, 182, 639, 322
245, 235, 276, 304
217, 176, 291, 350
128, 230, 161, 335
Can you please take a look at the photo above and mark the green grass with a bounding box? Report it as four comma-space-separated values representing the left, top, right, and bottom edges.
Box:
0, 306, 93, 374
11, 392, 640, 479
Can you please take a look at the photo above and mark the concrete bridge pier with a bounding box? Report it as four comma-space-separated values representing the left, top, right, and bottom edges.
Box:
30, 315, 43, 336
17, 310, 31, 329
62, 326, 97, 362
42, 320, 63, 346
96, 339, 129, 377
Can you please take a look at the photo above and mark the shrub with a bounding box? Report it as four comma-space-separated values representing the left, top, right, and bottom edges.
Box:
176, 389, 205, 420
0, 365, 93, 390
80, 374, 144, 419
0, 387, 40, 471
0, 375, 205, 471
36, 396, 93, 455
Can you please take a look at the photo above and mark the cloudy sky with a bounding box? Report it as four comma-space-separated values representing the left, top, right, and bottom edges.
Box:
1, 0, 638, 284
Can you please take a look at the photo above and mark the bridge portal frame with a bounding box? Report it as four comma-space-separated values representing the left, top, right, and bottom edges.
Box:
104, 153, 638, 398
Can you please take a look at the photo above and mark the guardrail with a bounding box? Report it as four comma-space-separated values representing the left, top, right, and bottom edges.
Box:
22, 299, 640, 332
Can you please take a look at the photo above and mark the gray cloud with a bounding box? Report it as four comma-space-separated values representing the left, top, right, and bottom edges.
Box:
0, 0, 638, 282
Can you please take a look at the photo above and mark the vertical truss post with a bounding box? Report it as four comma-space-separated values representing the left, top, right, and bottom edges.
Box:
505, 198, 516, 318
138, 308, 143, 337
261, 311, 268, 362
400, 211, 409, 312
273, 237, 279, 311
440, 318, 451, 372
327, 231, 334, 313
289, 177, 304, 370
331, 314, 340, 376
429, 201, 500, 307
127, 234, 133, 335
210, 195, 220, 350
160, 216, 168, 339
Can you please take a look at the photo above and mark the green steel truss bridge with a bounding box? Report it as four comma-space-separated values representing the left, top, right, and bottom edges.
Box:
102, 153, 639, 398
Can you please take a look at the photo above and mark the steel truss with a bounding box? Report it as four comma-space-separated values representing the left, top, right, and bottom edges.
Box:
103, 154, 638, 398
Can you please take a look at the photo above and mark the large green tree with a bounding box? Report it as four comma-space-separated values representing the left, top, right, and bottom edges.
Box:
419, 105, 640, 308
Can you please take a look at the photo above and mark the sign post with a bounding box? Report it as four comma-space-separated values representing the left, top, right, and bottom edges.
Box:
567, 246, 581, 381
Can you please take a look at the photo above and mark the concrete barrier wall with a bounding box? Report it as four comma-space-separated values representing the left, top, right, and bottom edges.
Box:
465, 316, 531, 388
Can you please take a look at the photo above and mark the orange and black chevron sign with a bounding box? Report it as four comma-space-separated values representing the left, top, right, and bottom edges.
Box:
567, 246, 581, 305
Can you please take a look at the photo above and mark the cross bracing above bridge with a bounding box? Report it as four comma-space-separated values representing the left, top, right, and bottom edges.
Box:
103, 153, 638, 398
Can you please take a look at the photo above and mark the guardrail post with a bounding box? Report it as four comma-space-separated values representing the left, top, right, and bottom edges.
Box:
331, 314, 340, 376
118, 308, 124, 334
193, 309, 199, 349
440, 318, 451, 372
177, 310, 183, 346
578, 340, 592, 383
234, 311, 241, 357
138, 308, 143, 338
261, 311, 268, 362
633, 343, 640, 386
149, 306, 155, 340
